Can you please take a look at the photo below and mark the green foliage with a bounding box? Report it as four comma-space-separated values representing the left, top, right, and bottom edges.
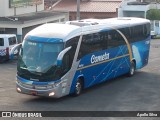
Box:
146, 9, 160, 20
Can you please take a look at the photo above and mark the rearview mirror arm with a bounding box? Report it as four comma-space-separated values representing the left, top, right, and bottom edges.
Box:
57, 46, 72, 66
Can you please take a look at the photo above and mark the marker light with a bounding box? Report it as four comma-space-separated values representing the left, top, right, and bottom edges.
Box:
17, 87, 21, 92
49, 92, 55, 96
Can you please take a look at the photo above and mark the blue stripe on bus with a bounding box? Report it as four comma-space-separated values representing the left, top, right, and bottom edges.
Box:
77, 54, 129, 70
69, 38, 150, 94
26, 36, 63, 43
69, 45, 130, 94
17, 75, 60, 85
131, 38, 150, 69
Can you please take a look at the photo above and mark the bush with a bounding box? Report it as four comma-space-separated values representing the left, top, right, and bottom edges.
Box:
146, 9, 160, 20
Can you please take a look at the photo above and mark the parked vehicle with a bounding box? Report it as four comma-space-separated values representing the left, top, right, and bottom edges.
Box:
151, 20, 160, 39
0, 34, 18, 62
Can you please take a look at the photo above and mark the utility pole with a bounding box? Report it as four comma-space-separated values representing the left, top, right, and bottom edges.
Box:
36, 0, 38, 12
77, 0, 80, 20
14, 6, 16, 16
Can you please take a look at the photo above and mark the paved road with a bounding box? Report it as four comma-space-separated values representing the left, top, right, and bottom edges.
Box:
0, 39, 160, 120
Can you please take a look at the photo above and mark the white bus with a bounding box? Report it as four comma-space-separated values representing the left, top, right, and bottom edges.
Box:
11, 17, 151, 98
151, 20, 160, 38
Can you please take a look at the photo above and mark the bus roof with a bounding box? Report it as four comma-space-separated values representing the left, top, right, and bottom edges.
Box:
99, 17, 150, 27
25, 23, 81, 42
25, 17, 150, 42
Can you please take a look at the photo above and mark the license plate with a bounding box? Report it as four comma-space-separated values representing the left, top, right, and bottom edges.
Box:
30, 91, 37, 95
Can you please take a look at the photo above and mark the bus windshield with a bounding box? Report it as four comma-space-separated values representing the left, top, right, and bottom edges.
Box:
17, 40, 64, 81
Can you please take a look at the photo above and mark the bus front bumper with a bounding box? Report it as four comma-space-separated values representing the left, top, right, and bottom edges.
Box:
16, 80, 65, 98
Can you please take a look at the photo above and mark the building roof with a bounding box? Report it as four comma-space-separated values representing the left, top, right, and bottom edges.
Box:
0, 11, 67, 24
52, 0, 122, 13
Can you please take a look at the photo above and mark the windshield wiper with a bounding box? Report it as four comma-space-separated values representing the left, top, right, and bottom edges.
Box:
20, 66, 37, 71
20, 67, 28, 70
20, 67, 42, 75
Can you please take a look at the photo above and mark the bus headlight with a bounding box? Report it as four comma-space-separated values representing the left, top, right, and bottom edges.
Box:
17, 87, 21, 92
49, 92, 55, 96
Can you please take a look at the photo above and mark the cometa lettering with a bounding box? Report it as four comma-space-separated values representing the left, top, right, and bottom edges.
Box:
91, 53, 110, 64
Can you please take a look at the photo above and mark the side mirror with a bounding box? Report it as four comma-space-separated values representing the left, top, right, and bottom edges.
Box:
10, 43, 22, 60
57, 46, 72, 66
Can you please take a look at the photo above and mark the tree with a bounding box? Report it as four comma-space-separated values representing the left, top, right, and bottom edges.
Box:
146, 9, 160, 20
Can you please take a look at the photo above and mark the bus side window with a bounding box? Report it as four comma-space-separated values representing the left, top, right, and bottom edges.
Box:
146, 23, 151, 37
62, 54, 70, 74
78, 33, 103, 60
143, 23, 150, 38
108, 30, 116, 48
100, 31, 108, 50
64, 36, 79, 70
116, 28, 128, 45
77, 35, 88, 60
92, 33, 102, 52
130, 26, 135, 42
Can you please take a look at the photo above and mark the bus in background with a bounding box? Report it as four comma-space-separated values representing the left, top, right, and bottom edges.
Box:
11, 17, 151, 98
0, 34, 18, 62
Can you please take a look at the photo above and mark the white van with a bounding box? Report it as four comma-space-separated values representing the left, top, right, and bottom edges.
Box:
0, 34, 18, 62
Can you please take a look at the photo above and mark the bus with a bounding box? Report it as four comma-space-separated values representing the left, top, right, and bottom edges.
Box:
11, 17, 151, 98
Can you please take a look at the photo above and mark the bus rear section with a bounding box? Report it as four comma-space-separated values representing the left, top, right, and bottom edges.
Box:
69, 18, 151, 95
116, 22, 151, 69
0, 34, 18, 62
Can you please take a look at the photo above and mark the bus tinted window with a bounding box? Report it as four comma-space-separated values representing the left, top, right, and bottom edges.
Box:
8, 37, 16, 45
66, 36, 79, 48
0, 38, 4, 46
78, 30, 127, 59
144, 23, 151, 37
78, 23, 150, 60
130, 23, 150, 43
108, 30, 125, 48
99, 31, 108, 50
78, 33, 103, 59
65, 36, 79, 70
119, 27, 131, 41
118, 23, 150, 43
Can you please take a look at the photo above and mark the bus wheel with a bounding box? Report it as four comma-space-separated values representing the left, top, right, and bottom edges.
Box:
74, 79, 83, 96
128, 61, 135, 77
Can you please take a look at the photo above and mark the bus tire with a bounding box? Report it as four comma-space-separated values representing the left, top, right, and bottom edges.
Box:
73, 79, 83, 96
128, 61, 136, 77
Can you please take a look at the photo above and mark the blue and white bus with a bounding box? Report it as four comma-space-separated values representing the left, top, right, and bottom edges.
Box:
11, 17, 151, 98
